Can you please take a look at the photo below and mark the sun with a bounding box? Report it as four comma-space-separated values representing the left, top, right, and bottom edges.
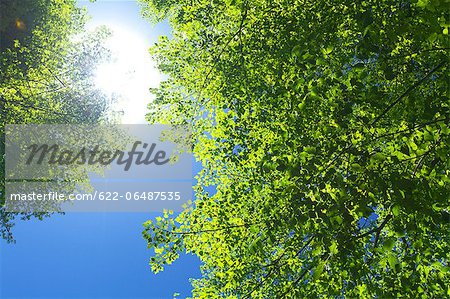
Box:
93, 25, 161, 124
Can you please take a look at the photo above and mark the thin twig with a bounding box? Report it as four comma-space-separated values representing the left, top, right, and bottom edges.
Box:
371, 61, 446, 126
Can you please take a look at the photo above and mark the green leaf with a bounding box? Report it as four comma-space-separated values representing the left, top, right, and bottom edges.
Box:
383, 237, 396, 251
392, 205, 401, 216
371, 152, 386, 162
329, 241, 338, 255
387, 254, 398, 270
292, 45, 302, 57
313, 261, 325, 280
351, 163, 363, 171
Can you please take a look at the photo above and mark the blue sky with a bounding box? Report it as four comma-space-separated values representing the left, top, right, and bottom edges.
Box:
0, 1, 201, 298
0, 213, 200, 299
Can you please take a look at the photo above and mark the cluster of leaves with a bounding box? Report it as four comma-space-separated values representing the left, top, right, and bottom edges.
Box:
141, 0, 450, 297
141, 0, 449, 297
0, 0, 112, 242
143, 0, 450, 298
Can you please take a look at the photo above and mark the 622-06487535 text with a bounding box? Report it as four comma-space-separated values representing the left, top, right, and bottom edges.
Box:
9, 191, 182, 202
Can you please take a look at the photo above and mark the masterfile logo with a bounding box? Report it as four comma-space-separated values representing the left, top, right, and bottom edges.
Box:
5, 124, 193, 212
25, 141, 170, 171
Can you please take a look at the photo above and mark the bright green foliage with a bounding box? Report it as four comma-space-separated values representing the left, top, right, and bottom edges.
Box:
1, 0, 112, 242
141, 0, 449, 297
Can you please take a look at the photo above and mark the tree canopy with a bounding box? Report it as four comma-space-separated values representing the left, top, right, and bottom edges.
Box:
1, 0, 112, 242
141, 0, 449, 297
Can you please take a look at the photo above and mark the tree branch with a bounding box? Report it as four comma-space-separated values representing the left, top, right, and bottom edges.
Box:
354, 214, 392, 244
153, 221, 261, 235
371, 61, 446, 126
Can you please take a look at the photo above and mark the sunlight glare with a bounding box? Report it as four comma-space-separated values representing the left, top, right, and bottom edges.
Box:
94, 25, 160, 124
